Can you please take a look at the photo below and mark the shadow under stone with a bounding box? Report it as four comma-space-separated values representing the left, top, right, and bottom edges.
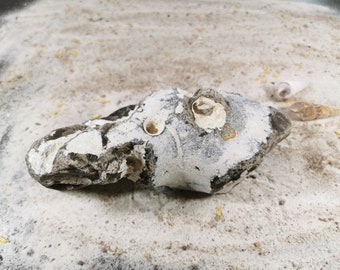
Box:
0, 0, 37, 16
298, 0, 340, 11
78, 181, 212, 200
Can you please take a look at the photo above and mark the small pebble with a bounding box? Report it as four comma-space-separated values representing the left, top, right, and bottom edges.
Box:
26, 249, 34, 256
100, 242, 108, 253
144, 253, 151, 260
0, 237, 7, 244
215, 207, 223, 217
253, 242, 261, 248
318, 217, 328, 222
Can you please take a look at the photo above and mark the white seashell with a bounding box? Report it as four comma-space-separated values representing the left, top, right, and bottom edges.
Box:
26, 88, 291, 194
267, 80, 309, 101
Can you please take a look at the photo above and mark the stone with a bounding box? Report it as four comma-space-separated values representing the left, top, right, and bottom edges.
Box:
26, 88, 291, 194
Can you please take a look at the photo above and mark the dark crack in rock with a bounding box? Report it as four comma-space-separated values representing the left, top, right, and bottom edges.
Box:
26, 88, 291, 194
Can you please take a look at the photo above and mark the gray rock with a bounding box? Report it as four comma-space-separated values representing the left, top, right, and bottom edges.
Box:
26, 88, 291, 194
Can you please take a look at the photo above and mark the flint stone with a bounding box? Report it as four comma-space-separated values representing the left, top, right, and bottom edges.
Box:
26, 88, 291, 194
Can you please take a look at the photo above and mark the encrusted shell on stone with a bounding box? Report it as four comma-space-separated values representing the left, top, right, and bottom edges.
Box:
191, 96, 227, 130
26, 88, 291, 194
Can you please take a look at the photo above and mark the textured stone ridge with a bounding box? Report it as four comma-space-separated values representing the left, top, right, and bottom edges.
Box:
26, 88, 291, 194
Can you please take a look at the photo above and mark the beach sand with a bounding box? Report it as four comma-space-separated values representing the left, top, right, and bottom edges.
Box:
0, 0, 339, 269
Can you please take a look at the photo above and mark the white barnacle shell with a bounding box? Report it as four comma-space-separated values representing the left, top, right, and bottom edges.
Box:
143, 117, 165, 136
192, 96, 227, 130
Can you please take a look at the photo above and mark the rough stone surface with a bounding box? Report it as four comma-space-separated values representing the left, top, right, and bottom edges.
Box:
26, 88, 291, 194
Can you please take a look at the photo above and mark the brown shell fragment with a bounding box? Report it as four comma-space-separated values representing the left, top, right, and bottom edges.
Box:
287, 102, 340, 121
221, 124, 237, 141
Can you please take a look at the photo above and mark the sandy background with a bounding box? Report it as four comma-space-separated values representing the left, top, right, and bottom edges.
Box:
0, 0, 339, 269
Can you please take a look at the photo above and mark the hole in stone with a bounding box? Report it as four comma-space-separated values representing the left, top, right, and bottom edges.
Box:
143, 118, 165, 136
126, 156, 143, 173
279, 89, 288, 98
145, 122, 158, 134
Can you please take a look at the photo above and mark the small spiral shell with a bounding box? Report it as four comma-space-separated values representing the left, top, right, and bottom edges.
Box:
266, 81, 309, 101
287, 102, 340, 121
